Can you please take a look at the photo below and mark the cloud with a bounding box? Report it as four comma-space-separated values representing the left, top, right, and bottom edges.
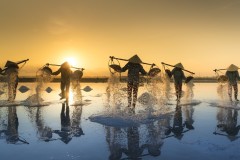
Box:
47, 17, 72, 35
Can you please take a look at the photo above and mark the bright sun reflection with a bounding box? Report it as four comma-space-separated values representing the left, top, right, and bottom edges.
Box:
65, 57, 77, 67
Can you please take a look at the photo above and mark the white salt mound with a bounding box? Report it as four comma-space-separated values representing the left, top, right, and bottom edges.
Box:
25, 94, 44, 106
83, 86, 92, 92
138, 92, 157, 105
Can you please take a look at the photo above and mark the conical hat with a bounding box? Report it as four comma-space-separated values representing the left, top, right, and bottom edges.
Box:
61, 61, 70, 69
129, 54, 142, 63
174, 63, 184, 69
227, 64, 238, 71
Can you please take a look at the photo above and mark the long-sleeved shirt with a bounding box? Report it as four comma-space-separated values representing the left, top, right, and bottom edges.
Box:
121, 62, 147, 83
52, 67, 72, 82
225, 71, 240, 85
171, 67, 186, 84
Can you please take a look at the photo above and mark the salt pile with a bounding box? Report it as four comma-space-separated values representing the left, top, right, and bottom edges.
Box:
138, 92, 157, 105
24, 94, 45, 106
18, 85, 30, 93
83, 86, 92, 92
45, 87, 53, 93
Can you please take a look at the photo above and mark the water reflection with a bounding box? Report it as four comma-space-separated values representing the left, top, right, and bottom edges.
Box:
25, 106, 53, 142
53, 102, 84, 144
35, 107, 53, 142
106, 117, 166, 159
0, 106, 29, 144
214, 105, 240, 141
165, 105, 194, 140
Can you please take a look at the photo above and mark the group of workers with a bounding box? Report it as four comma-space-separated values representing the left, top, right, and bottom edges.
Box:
0, 55, 239, 107
0, 60, 72, 102
119, 55, 187, 107
118, 55, 240, 107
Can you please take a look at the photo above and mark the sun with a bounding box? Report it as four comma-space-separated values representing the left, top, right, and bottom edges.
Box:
65, 57, 77, 67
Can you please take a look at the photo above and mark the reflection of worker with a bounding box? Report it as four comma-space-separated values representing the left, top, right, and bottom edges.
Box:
106, 127, 124, 160
53, 102, 72, 144
225, 64, 240, 101
35, 108, 53, 142
216, 109, 240, 141
184, 106, 195, 130
71, 106, 84, 137
0, 107, 29, 144
6, 107, 19, 143
121, 55, 147, 108
146, 122, 163, 157
171, 63, 186, 102
52, 62, 72, 100
0, 61, 19, 102
165, 106, 193, 140
122, 126, 147, 159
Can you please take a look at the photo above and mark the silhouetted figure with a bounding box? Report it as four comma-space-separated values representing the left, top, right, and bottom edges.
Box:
0, 61, 19, 102
53, 102, 72, 144
171, 63, 186, 102
52, 62, 72, 100
225, 64, 240, 101
121, 55, 147, 108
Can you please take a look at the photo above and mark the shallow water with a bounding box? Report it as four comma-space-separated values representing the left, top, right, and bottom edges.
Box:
0, 82, 240, 160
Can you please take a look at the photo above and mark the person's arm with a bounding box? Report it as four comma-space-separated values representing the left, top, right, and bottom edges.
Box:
52, 68, 61, 75
237, 71, 240, 81
182, 70, 186, 80
121, 62, 129, 72
0, 68, 6, 75
140, 64, 147, 75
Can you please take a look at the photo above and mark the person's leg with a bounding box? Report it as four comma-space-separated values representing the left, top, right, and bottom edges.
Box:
178, 83, 183, 101
132, 83, 139, 107
8, 82, 12, 101
127, 82, 133, 107
61, 81, 66, 99
233, 84, 239, 101
13, 77, 19, 100
65, 79, 70, 100
228, 83, 233, 101
174, 83, 180, 101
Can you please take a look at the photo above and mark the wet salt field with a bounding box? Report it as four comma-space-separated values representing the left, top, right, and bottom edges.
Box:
0, 82, 240, 160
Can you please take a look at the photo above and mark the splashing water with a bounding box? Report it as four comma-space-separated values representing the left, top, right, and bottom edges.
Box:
25, 68, 52, 106
6, 69, 19, 102
217, 83, 228, 101
184, 80, 194, 101
106, 73, 126, 111
144, 74, 172, 114
161, 74, 173, 104
71, 79, 82, 104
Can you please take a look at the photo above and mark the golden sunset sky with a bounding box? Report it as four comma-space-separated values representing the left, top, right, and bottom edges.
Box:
1, 0, 240, 77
